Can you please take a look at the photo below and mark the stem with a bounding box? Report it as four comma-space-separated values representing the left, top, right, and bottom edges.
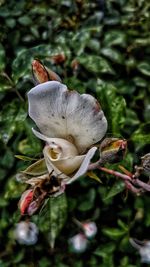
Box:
88, 158, 105, 170
2, 72, 24, 102
134, 179, 150, 192
72, 218, 83, 229
125, 181, 143, 195
118, 165, 133, 178
98, 166, 146, 195
99, 167, 132, 182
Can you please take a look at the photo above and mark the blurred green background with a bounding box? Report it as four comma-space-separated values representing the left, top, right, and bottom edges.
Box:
0, 0, 150, 266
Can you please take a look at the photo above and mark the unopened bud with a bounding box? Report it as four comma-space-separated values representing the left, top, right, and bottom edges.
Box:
130, 238, 150, 264
32, 60, 49, 84
14, 221, 38, 245
141, 153, 150, 176
82, 222, 97, 239
100, 138, 127, 164
51, 53, 66, 64
32, 59, 62, 84
71, 59, 79, 75
18, 189, 33, 215
69, 233, 88, 253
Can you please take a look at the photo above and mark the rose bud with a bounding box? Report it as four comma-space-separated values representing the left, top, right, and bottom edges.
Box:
99, 138, 127, 164
32, 59, 61, 84
51, 53, 66, 64
82, 222, 97, 239
130, 238, 150, 264
18, 189, 34, 215
69, 233, 88, 253
141, 153, 150, 176
71, 59, 79, 75
14, 221, 38, 245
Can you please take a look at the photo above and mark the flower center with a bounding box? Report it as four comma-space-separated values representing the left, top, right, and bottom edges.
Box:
47, 143, 62, 160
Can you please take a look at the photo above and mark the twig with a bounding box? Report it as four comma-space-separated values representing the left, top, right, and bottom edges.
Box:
2, 72, 25, 102
98, 167, 132, 182
134, 179, 150, 192
98, 166, 149, 195
88, 158, 105, 170
124, 181, 143, 195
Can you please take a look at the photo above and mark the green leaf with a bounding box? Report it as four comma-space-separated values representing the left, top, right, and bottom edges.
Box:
102, 227, 127, 240
78, 188, 96, 211
103, 30, 127, 47
87, 171, 102, 183
103, 180, 125, 200
0, 44, 6, 71
12, 45, 70, 82
77, 55, 115, 75
22, 158, 47, 176
5, 176, 26, 200
39, 194, 67, 248
94, 243, 115, 258
101, 47, 124, 64
6, 18, 16, 28
0, 74, 12, 92
18, 16, 32, 26
131, 123, 150, 150
137, 61, 150, 76
15, 155, 38, 161
0, 101, 27, 144
94, 243, 115, 266
96, 83, 126, 134
133, 76, 147, 87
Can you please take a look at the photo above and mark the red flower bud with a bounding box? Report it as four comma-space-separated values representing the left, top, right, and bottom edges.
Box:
18, 189, 33, 215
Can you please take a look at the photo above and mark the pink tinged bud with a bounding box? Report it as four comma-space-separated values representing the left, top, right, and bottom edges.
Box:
141, 153, 150, 176
82, 222, 97, 238
69, 233, 88, 253
130, 238, 150, 264
32, 60, 49, 84
14, 221, 38, 245
18, 189, 33, 215
32, 59, 62, 84
27, 200, 39, 216
100, 138, 127, 164
27, 192, 47, 216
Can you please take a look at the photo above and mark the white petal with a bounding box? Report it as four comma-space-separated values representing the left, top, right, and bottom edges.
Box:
28, 81, 107, 153
67, 146, 97, 184
43, 148, 69, 180
43, 147, 97, 184
66, 92, 107, 153
32, 128, 78, 157
44, 143, 85, 174
52, 155, 85, 175
28, 81, 68, 138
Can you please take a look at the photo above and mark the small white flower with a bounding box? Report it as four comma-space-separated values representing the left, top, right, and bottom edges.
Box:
130, 238, 150, 264
69, 233, 88, 253
27, 81, 107, 188
82, 222, 97, 238
14, 221, 38, 245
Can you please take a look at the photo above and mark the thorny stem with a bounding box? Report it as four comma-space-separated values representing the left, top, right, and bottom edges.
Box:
124, 181, 143, 195
88, 158, 105, 170
72, 217, 83, 229
88, 161, 150, 195
98, 167, 132, 182
135, 179, 150, 192
98, 166, 150, 194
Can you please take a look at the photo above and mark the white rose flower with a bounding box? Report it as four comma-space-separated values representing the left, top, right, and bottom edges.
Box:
27, 81, 107, 188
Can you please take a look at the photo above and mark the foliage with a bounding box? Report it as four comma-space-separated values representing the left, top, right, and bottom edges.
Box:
0, 0, 150, 266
